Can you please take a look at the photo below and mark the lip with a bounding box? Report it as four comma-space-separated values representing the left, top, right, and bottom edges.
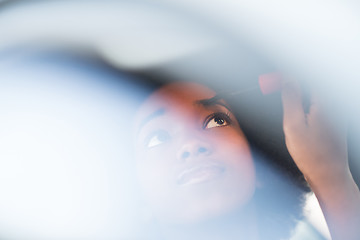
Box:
177, 163, 226, 186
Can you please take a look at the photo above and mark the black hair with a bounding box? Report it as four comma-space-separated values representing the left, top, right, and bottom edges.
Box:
3, 48, 313, 239
134, 74, 311, 240
222, 90, 311, 239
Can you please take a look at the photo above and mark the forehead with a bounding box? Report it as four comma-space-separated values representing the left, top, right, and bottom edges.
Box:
135, 82, 217, 122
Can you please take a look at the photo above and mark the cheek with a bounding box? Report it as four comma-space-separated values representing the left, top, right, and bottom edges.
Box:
136, 147, 176, 200
210, 128, 252, 163
209, 129, 256, 192
135, 129, 256, 223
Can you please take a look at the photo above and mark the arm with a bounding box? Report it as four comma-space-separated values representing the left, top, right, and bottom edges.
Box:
281, 80, 360, 240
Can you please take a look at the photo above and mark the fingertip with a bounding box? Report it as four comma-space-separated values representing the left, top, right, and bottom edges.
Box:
281, 79, 302, 98
258, 72, 283, 95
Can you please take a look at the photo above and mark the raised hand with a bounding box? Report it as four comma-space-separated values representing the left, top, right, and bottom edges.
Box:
281, 80, 360, 240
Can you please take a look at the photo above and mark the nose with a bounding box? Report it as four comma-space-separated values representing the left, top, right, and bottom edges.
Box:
177, 138, 212, 161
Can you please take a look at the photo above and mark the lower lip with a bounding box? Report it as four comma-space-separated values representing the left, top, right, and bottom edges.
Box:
177, 165, 225, 186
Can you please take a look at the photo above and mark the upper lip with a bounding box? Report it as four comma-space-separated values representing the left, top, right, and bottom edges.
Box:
176, 162, 226, 185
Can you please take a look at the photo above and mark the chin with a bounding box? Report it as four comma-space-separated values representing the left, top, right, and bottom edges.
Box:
154, 184, 255, 225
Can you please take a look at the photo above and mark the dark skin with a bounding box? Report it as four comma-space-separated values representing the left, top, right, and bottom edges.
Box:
134, 82, 256, 229
281, 80, 360, 240
134, 81, 360, 239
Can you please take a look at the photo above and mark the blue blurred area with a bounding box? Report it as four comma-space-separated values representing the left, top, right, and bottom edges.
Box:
0, 0, 359, 239
0, 49, 149, 239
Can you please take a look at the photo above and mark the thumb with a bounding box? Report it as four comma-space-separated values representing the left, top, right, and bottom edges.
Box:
281, 80, 306, 131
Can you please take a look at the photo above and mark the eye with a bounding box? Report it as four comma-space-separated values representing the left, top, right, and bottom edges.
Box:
145, 130, 171, 148
204, 112, 231, 129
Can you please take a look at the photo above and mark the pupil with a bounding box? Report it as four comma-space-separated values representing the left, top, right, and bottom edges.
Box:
215, 117, 225, 125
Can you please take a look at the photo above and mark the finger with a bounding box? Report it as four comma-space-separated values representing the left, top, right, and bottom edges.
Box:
281, 80, 306, 130
307, 85, 343, 121
307, 85, 348, 134
258, 72, 283, 95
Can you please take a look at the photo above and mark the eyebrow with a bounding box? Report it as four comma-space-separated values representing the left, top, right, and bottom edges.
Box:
136, 96, 232, 137
137, 108, 165, 136
195, 96, 233, 112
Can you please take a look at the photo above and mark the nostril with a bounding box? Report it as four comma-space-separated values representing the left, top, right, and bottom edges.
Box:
181, 151, 190, 159
198, 147, 207, 153
178, 142, 211, 161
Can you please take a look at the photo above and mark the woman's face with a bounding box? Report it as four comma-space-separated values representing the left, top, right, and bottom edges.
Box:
134, 82, 255, 224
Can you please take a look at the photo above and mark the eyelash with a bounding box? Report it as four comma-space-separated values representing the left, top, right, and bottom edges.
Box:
143, 112, 232, 148
203, 112, 232, 129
